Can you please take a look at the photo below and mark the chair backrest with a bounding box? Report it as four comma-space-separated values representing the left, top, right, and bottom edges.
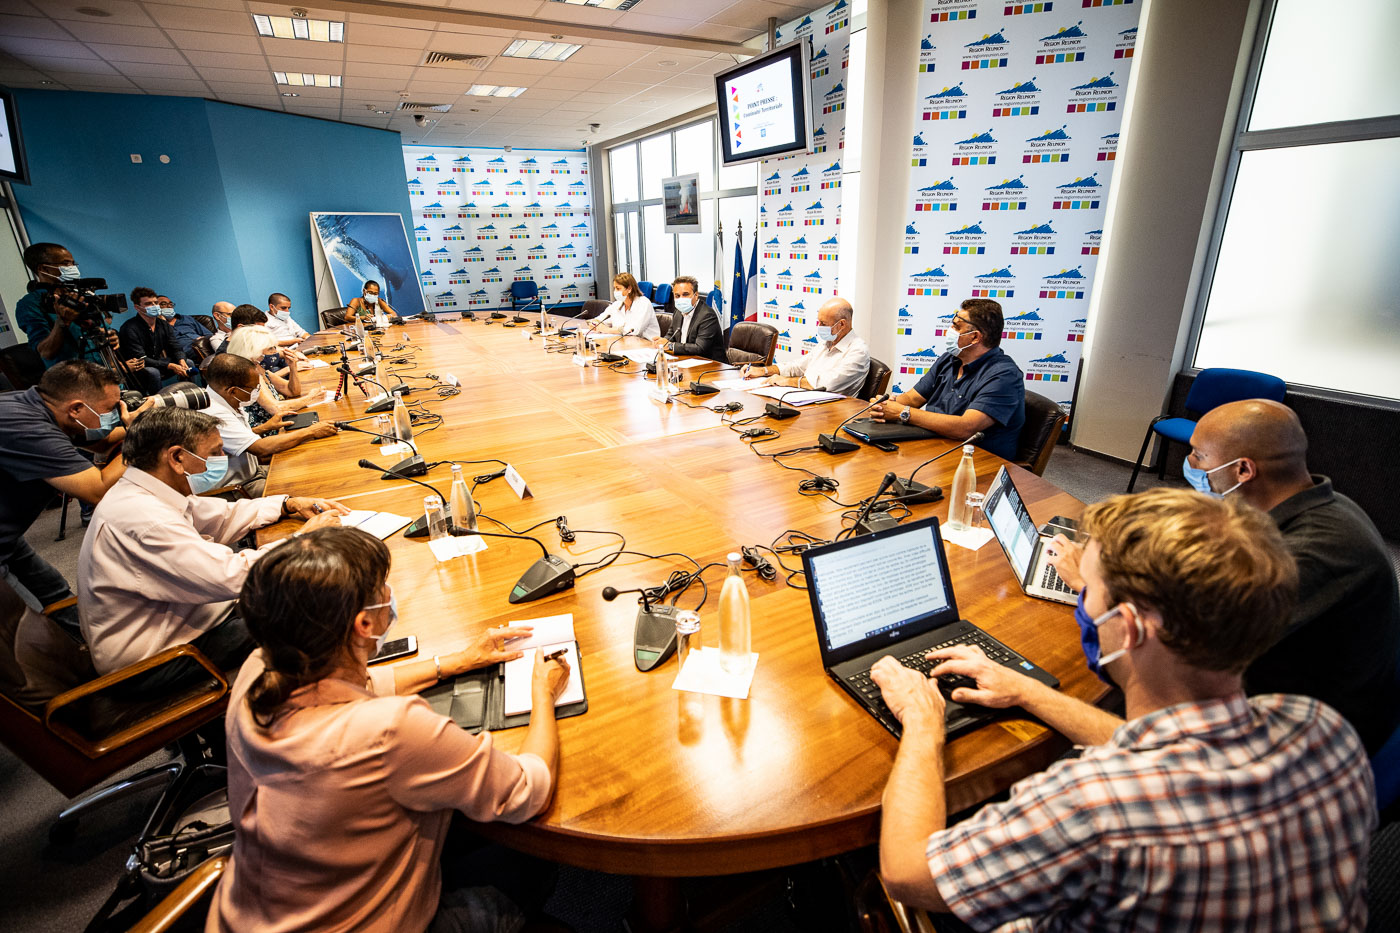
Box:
859, 357, 892, 400
319, 307, 350, 329
636, 280, 654, 301
1014, 391, 1067, 476
726, 321, 779, 366
580, 298, 610, 320
187, 336, 215, 365
1184, 367, 1286, 416
192, 314, 216, 334
654, 311, 673, 337
509, 280, 538, 300
652, 282, 673, 309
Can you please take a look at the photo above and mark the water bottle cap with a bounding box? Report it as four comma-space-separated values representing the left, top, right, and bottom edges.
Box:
451, 464, 462, 473
727, 551, 742, 562
963, 444, 975, 453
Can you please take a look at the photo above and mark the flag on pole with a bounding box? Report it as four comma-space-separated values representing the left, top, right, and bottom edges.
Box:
729, 227, 746, 330
713, 223, 725, 320
743, 233, 758, 322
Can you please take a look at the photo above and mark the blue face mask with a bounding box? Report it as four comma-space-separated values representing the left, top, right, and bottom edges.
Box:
674, 297, 694, 313
815, 325, 835, 344
182, 449, 229, 495
1182, 456, 1244, 498
79, 401, 121, 442
1074, 588, 1141, 685
159, 307, 176, 319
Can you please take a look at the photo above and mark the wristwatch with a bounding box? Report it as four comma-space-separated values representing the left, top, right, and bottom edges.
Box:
898, 406, 911, 424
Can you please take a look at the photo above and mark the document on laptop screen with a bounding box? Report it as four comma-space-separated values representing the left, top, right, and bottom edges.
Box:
809, 525, 949, 651
986, 474, 1036, 579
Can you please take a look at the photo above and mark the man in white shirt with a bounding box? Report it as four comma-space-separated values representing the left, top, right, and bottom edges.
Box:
749, 297, 871, 397
78, 406, 347, 684
265, 292, 309, 346
208, 300, 235, 351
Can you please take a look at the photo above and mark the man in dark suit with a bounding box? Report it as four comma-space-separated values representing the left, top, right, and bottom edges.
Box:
659, 275, 726, 362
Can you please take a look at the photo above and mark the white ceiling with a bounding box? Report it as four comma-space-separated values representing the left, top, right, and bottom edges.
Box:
0, 0, 818, 148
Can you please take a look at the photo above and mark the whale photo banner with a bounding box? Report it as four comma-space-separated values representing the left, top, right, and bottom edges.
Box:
311, 212, 428, 318
402, 146, 596, 314
895, 2, 1141, 414
755, 0, 851, 361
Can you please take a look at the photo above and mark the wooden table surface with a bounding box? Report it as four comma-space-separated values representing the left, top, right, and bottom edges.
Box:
257, 318, 1104, 877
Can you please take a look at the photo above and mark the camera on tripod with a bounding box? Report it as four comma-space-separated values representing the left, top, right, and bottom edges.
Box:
37, 278, 127, 332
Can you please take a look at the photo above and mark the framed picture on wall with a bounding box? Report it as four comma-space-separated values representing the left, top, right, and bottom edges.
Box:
662, 174, 701, 233
310, 212, 428, 318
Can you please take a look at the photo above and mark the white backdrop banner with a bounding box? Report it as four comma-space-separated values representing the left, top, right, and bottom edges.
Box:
756, 0, 851, 361
401, 146, 596, 313
894, 2, 1141, 412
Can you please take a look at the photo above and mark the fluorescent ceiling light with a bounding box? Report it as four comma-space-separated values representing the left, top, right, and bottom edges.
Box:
502, 40, 582, 62
273, 72, 343, 88
254, 15, 345, 42
548, 0, 643, 9
467, 85, 527, 98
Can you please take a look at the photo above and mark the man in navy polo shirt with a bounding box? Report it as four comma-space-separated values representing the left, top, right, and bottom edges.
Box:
871, 298, 1025, 460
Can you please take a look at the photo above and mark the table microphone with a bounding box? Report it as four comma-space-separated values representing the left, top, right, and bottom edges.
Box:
604, 585, 680, 672
765, 387, 805, 421
335, 418, 396, 446
358, 375, 409, 414
892, 431, 985, 503
356, 459, 442, 536
819, 393, 889, 454
851, 472, 901, 536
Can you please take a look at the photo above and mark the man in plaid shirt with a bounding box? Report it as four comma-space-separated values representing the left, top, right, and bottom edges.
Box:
873, 488, 1376, 931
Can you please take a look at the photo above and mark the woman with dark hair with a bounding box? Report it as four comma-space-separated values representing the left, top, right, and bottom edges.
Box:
592, 272, 659, 339
346, 280, 396, 321
208, 526, 571, 933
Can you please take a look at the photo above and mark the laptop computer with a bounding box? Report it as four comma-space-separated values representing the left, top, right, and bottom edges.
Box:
984, 466, 1078, 606
841, 418, 936, 443
801, 516, 1059, 738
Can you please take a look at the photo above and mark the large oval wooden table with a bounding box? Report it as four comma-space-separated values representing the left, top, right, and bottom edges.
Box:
257, 317, 1106, 921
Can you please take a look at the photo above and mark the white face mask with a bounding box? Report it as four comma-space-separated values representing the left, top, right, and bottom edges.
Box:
613, 289, 626, 302
363, 292, 378, 304
363, 585, 398, 652
946, 328, 975, 355
230, 385, 259, 410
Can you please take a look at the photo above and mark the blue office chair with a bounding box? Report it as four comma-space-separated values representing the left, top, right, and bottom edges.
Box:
1126, 367, 1286, 492
652, 282, 672, 309
509, 280, 539, 314
636, 280, 654, 301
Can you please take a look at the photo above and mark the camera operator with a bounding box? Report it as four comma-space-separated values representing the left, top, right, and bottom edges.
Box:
0, 361, 152, 633
119, 287, 191, 394
15, 243, 140, 373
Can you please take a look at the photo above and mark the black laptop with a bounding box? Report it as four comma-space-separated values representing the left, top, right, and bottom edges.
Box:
801, 516, 1059, 738
841, 417, 936, 443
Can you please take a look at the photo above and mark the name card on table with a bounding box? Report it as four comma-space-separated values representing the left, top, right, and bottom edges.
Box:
504, 463, 532, 499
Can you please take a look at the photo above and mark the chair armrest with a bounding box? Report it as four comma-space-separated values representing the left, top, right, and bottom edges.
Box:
199, 485, 250, 499
877, 875, 939, 933
128, 856, 227, 933
42, 595, 78, 616
44, 644, 229, 758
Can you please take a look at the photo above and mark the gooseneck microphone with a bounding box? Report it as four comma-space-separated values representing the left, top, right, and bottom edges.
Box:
602, 584, 655, 613
335, 419, 395, 446
603, 584, 680, 672
851, 471, 901, 536
819, 393, 890, 454
357, 459, 442, 536
892, 431, 986, 503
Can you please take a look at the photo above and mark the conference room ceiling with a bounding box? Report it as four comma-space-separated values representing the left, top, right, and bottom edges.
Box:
0, 0, 815, 148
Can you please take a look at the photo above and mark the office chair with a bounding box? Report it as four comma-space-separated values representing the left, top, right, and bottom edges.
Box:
636, 280, 655, 301
191, 314, 216, 335
508, 280, 540, 316
127, 857, 227, 933
1013, 392, 1068, 477
652, 282, 673, 309
860, 358, 892, 400
579, 298, 610, 320
653, 311, 673, 338
1126, 367, 1285, 492
320, 306, 351, 328
726, 321, 779, 366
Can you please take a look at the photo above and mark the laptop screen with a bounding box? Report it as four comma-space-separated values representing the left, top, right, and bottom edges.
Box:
804, 518, 954, 660
985, 468, 1039, 581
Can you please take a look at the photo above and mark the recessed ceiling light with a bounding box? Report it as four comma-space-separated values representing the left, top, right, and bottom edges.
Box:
544, 0, 641, 9
551, 34, 564, 40
467, 85, 526, 98
254, 14, 344, 42
281, 92, 299, 97
273, 72, 342, 88
76, 7, 111, 16
469, 108, 481, 112
502, 40, 581, 62
39, 80, 54, 85
657, 60, 677, 66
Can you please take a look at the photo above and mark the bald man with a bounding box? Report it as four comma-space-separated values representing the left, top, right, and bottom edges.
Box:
1049, 398, 1400, 754
747, 297, 871, 397
210, 300, 235, 351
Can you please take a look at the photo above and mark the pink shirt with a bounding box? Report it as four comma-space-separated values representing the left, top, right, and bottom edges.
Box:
207, 651, 552, 933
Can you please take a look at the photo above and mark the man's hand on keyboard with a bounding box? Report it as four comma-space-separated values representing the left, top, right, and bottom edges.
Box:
926, 645, 1036, 709
1044, 533, 1086, 593
871, 656, 946, 726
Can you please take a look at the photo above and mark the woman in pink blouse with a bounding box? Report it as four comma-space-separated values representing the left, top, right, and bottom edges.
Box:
207, 526, 570, 933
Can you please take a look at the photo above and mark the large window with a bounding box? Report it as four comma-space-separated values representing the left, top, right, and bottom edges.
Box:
1192, 0, 1400, 402
606, 118, 758, 297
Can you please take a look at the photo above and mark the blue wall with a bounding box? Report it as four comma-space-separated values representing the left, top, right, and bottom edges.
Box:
10, 91, 413, 336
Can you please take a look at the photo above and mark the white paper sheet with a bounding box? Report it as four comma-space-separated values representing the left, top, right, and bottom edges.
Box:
342, 510, 412, 539
379, 442, 413, 456
747, 386, 845, 406
711, 377, 769, 390
501, 614, 575, 650
941, 524, 995, 551
669, 358, 712, 370
503, 643, 583, 716
671, 648, 759, 699
427, 535, 489, 561
620, 348, 660, 364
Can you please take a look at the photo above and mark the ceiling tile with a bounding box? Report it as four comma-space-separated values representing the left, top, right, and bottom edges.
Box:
537, 6, 624, 27
0, 14, 72, 40
704, 0, 788, 29
363, 26, 435, 50
345, 61, 414, 79
265, 55, 348, 74
341, 45, 423, 66
128, 76, 211, 92
150, 0, 247, 9
259, 37, 346, 62
347, 75, 416, 91
44, 0, 155, 26
0, 36, 98, 60
142, 5, 251, 33
193, 66, 273, 84
55, 22, 174, 46
662, 71, 719, 90
162, 29, 263, 54
181, 49, 267, 69
112, 60, 199, 78
402, 79, 471, 95
24, 56, 118, 74
86, 42, 188, 64
47, 72, 136, 88
418, 32, 504, 56
690, 22, 760, 43
605, 12, 694, 33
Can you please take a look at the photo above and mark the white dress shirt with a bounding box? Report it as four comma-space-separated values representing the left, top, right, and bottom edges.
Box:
210, 331, 228, 351
779, 331, 872, 397
206, 390, 262, 489
598, 295, 660, 339
78, 468, 289, 673
266, 312, 309, 343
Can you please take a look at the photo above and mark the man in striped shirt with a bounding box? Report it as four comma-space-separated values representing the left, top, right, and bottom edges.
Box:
873, 488, 1376, 931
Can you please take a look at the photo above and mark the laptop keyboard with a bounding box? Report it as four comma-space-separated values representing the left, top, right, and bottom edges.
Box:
1039, 562, 1074, 594
845, 629, 1016, 706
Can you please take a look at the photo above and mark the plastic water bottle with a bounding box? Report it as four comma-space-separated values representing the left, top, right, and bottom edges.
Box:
655, 348, 669, 394
947, 445, 977, 531
448, 464, 477, 534
392, 395, 414, 449
718, 552, 752, 675
423, 495, 448, 541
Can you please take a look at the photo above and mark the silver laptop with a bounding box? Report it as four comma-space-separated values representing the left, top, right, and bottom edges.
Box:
984, 466, 1077, 605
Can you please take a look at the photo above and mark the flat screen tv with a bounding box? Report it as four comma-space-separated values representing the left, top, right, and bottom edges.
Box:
0, 88, 30, 185
714, 41, 813, 168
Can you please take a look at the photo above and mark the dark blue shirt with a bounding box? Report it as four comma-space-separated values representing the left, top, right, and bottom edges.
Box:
0, 387, 93, 564
912, 346, 1025, 460
15, 289, 106, 368
169, 314, 214, 358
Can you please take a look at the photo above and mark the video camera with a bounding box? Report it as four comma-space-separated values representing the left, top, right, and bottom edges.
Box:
36, 278, 127, 333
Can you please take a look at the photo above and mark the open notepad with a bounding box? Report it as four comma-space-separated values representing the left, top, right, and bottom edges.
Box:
343, 509, 412, 539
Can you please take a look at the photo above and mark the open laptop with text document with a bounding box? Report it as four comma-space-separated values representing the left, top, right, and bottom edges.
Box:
984, 466, 1078, 605
801, 516, 1059, 738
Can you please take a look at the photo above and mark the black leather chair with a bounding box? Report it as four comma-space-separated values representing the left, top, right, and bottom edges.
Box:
192, 314, 217, 335
726, 321, 779, 366
320, 307, 351, 328
859, 357, 892, 400
0, 343, 46, 390
654, 310, 673, 338
579, 299, 610, 320
1012, 391, 1067, 476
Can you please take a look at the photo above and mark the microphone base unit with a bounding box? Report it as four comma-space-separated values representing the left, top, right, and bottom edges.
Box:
381, 454, 428, 479
633, 603, 680, 672
365, 394, 396, 414
853, 511, 901, 537
688, 382, 720, 396
598, 352, 626, 363
818, 432, 860, 455
891, 477, 943, 504
765, 403, 799, 420
403, 512, 433, 538
509, 555, 576, 604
